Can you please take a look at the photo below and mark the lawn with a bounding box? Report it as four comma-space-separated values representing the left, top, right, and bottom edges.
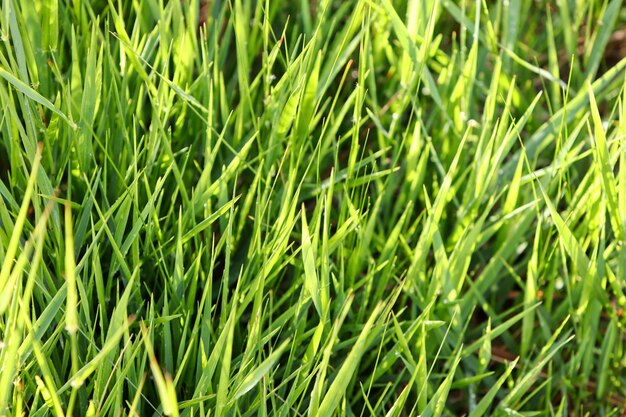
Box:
1, 0, 626, 416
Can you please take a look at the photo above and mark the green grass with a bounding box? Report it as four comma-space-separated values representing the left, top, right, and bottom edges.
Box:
1, 0, 626, 415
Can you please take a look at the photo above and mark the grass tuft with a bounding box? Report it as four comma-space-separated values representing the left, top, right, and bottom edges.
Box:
1, 0, 626, 415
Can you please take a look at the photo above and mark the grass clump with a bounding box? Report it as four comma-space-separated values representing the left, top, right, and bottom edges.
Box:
1, 0, 626, 415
